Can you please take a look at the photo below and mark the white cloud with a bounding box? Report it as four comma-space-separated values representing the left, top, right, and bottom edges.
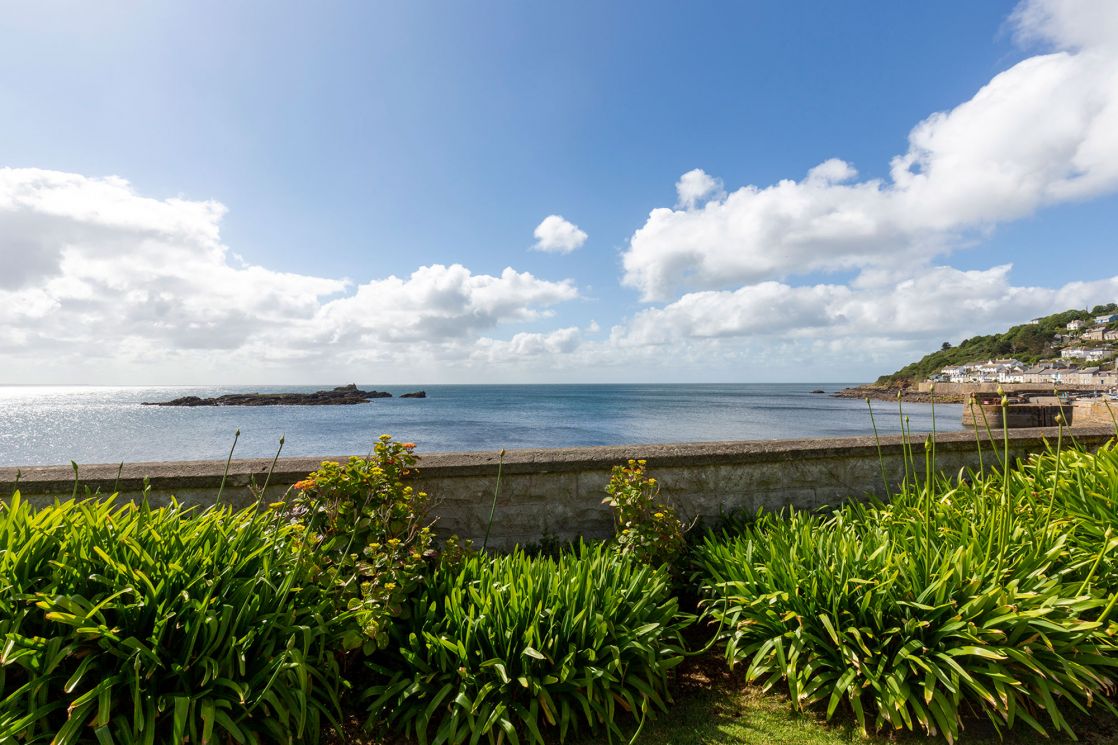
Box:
0, 168, 579, 381
471, 326, 584, 362
605, 265, 1118, 378
532, 214, 588, 254
675, 169, 724, 209
311, 264, 577, 345
1011, 0, 1118, 51
613, 264, 1118, 345
3, 1, 1116, 386
621, 0, 1118, 301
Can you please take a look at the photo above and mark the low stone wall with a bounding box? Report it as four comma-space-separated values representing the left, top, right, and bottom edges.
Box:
962, 403, 1074, 428
1074, 400, 1118, 427
2, 427, 1114, 549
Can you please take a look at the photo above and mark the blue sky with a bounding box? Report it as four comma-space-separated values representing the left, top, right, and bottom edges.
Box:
1, 0, 1116, 384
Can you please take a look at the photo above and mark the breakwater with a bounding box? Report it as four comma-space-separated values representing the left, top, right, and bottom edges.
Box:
4, 427, 1112, 549
962, 399, 1116, 429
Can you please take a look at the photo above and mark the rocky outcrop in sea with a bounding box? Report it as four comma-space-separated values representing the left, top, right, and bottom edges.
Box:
832, 385, 966, 404
144, 384, 396, 406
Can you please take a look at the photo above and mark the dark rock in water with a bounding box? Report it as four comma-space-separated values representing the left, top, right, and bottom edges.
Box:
810, 389, 825, 394
144, 386, 394, 406
400, 391, 427, 398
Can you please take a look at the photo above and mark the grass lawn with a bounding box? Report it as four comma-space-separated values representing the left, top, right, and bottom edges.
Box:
331, 654, 1118, 745
594, 656, 1118, 745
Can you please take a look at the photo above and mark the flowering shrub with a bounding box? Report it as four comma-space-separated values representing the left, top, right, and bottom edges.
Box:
288, 435, 435, 653
602, 459, 686, 567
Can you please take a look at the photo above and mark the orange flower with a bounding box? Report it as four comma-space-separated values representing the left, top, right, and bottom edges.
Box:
402, 442, 416, 450
293, 479, 314, 491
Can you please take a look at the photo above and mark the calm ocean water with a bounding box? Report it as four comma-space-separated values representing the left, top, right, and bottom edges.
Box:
0, 384, 963, 467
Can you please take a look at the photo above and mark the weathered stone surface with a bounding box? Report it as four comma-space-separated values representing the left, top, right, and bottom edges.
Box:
833, 385, 965, 403
143, 385, 393, 406
3, 427, 1114, 550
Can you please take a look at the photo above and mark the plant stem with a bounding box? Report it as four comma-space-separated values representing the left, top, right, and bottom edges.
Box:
260, 434, 286, 500
866, 398, 889, 497
482, 450, 506, 551
216, 429, 241, 503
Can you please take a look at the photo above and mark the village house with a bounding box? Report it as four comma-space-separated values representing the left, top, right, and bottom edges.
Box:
1067, 319, 1086, 331
1021, 365, 1051, 384
934, 359, 1024, 383
1065, 367, 1100, 385
1061, 347, 1114, 362
937, 365, 969, 383
1095, 313, 1118, 324
1066, 368, 1118, 387
1021, 365, 1079, 384
978, 359, 1021, 380
1083, 327, 1116, 342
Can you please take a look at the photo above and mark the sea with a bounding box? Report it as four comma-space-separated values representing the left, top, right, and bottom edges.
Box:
0, 384, 963, 467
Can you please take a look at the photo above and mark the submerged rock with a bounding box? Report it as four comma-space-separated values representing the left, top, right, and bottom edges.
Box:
400, 391, 427, 398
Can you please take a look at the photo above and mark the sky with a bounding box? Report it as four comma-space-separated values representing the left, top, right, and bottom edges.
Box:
1, 0, 1116, 385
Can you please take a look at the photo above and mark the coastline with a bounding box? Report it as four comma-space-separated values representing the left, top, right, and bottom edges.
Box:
833, 385, 967, 404
0, 383, 955, 467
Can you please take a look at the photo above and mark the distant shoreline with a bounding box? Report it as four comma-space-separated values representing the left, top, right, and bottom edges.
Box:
833, 385, 967, 404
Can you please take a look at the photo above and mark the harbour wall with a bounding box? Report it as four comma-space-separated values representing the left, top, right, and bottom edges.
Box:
3, 427, 1114, 549
961, 401, 1116, 429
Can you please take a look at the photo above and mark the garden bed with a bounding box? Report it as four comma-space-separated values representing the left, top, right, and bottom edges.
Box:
5, 431, 1118, 744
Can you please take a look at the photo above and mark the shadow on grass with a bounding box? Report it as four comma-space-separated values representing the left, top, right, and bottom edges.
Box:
592, 653, 1118, 745
326, 652, 1118, 745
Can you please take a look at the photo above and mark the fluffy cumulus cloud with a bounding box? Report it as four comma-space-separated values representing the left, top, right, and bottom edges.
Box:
311, 265, 576, 346
4, 1, 1118, 384
675, 169, 724, 209
471, 326, 584, 362
621, 0, 1118, 301
532, 214, 588, 254
576, 0, 1118, 380
614, 267, 1118, 347
0, 168, 578, 381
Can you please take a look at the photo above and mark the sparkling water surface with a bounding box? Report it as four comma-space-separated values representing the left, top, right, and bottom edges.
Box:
0, 384, 963, 467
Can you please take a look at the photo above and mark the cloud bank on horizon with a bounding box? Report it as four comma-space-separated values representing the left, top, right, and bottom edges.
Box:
1, 0, 1117, 384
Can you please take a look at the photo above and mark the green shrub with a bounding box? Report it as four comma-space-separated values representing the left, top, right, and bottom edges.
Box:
602, 459, 686, 568
1008, 439, 1118, 592
694, 444, 1118, 743
0, 492, 339, 744
287, 435, 435, 654
365, 543, 690, 745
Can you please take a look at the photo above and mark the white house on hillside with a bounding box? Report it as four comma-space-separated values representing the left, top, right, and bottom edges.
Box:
1095, 313, 1118, 324
934, 359, 1023, 383
1061, 347, 1114, 362
1067, 319, 1086, 331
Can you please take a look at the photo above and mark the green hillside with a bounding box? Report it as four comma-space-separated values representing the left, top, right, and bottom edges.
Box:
877, 303, 1118, 385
